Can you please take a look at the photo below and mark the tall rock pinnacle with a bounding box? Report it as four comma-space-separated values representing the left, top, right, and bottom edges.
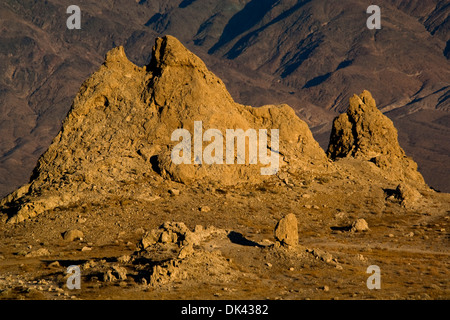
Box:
327, 90, 426, 186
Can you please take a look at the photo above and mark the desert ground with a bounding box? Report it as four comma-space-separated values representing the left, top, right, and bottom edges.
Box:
1, 157, 448, 300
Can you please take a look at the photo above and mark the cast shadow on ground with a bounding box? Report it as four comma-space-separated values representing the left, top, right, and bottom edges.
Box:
330, 225, 352, 232
227, 231, 264, 248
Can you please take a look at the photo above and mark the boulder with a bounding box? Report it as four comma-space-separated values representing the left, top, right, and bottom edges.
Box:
63, 229, 84, 241
395, 183, 422, 208
274, 213, 299, 247
350, 218, 369, 232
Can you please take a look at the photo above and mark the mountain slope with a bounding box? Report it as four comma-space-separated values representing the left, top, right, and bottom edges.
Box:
147, 0, 449, 112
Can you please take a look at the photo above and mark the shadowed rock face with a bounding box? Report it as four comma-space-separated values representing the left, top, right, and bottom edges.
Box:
327, 90, 425, 186
0, 35, 328, 223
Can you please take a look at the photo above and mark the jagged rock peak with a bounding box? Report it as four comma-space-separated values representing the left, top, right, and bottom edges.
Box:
327, 90, 426, 185
0, 35, 328, 224
104, 45, 127, 64
148, 35, 207, 71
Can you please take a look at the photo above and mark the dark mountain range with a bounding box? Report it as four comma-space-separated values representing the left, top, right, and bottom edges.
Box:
0, 0, 449, 197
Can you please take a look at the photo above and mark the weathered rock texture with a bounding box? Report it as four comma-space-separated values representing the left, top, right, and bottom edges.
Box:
351, 218, 369, 232
274, 213, 299, 247
137, 222, 235, 287
0, 35, 327, 223
327, 90, 426, 186
395, 182, 422, 209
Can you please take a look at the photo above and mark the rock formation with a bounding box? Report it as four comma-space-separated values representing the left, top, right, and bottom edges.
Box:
0, 35, 433, 225
327, 90, 426, 186
0, 35, 327, 223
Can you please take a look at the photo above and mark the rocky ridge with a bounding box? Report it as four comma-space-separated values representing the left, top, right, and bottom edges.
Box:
0, 35, 431, 224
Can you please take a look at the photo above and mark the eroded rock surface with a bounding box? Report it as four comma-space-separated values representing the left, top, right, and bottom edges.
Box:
1, 36, 328, 223
327, 90, 426, 186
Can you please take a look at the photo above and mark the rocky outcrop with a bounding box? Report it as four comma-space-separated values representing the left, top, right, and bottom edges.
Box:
137, 222, 235, 287
394, 182, 423, 209
327, 90, 426, 186
0, 36, 433, 224
0, 35, 327, 223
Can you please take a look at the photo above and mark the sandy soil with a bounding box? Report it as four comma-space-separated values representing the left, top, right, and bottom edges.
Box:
1, 159, 449, 300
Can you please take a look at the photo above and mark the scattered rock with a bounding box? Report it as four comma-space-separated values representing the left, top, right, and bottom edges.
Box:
395, 183, 422, 208
356, 254, 367, 261
312, 249, 333, 263
350, 219, 369, 232
140, 221, 226, 250
274, 213, 299, 247
137, 221, 235, 287
199, 206, 211, 213
48, 261, 60, 268
112, 265, 127, 281
62, 229, 84, 241
81, 259, 97, 270
25, 248, 50, 258
103, 270, 116, 282
169, 189, 180, 196
117, 255, 131, 264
